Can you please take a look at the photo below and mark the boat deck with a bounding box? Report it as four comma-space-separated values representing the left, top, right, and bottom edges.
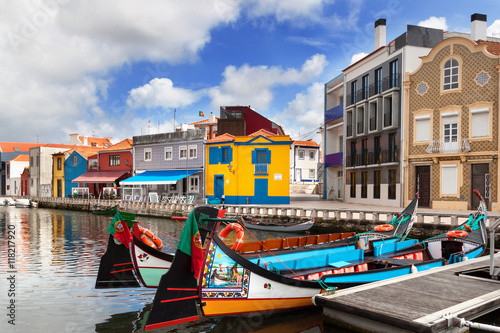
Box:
314, 254, 500, 333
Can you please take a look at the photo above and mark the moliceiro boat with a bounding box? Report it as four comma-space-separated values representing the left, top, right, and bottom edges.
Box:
96, 208, 356, 289
240, 216, 314, 232
147, 192, 485, 330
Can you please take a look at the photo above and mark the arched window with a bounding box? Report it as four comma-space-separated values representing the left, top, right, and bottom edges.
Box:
443, 59, 459, 90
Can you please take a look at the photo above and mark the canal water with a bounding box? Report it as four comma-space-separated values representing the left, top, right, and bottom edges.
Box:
0, 207, 498, 332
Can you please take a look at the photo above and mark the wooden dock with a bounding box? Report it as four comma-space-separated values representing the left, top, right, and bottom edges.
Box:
314, 254, 500, 333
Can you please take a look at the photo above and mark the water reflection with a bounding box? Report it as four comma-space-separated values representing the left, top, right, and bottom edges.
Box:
0, 207, 332, 333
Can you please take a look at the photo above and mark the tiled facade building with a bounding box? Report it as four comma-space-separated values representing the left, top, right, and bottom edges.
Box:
404, 14, 500, 210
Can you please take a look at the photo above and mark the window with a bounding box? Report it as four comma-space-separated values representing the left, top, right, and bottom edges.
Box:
179, 146, 187, 160
189, 176, 199, 193
351, 81, 357, 104
252, 148, 270, 175
73, 155, 77, 166
362, 139, 368, 165
36, 156, 39, 166
144, 148, 152, 161
443, 114, 458, 153
350, 141, 357, 166
109, 155, 120, 166
189, 145, 197, 159
471, 108, 489, 138
389, 133, 397, 162
350, 172, 356, 198
298, 149, 305, 159
339, 136, 343, 152
375, 68, 382, 94
389, 59, 399, 88
6, 164, 10, 178
57, 157, 62, 170
362, 75, 369, 99
256, 149, 267, 163
374, 136, 381, 164
30, 156, 33, 166
309, 150, 316, 160
222, 147, 232, 163
388, 169, 396, 199
165, 147, 172, 160
443, 58, 459, 91
373, 170, 381, 199
361, 172, 368, 198
415, 115, 431, 142
309, 169, 315, 178
441, 164, 458, 195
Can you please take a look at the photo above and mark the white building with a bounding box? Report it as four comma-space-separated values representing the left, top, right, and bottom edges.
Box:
290, 140, 320, 183
5, 155, 29, 196
343, 19, 443, 207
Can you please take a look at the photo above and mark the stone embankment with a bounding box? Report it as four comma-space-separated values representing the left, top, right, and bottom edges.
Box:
28, 197, 499, 240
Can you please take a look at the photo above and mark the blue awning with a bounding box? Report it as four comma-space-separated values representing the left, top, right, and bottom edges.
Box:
120, 169, 201, 185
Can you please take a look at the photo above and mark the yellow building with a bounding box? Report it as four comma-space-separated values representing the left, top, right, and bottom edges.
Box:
52, 152, 65, 197
205, 130, 291, 204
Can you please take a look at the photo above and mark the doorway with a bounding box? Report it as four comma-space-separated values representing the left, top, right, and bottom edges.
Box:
214, 175, 224, 200
415, 166, 430, 207
471, 163, 489, 209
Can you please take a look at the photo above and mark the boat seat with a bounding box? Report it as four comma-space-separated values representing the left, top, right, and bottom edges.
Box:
280, 258, 368, 277
371, 256, 423, 266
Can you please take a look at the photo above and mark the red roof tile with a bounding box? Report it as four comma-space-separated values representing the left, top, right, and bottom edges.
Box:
476, 40, 500, 55
190, 117, 219, 125
293, 139, 319, 147
248, 129, 277, 137
206, 133, 235, 143
10, 155, 30, 162
102, 138, 132, 151
0, 142, 44, 153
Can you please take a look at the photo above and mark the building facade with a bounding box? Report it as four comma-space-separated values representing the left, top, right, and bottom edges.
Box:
205, 130, 291, 205
404, 15, 500, 210
324, 73, 344, 200
290, 140, 320, 183
122, 129, 206, 202
344, 19, 443, 207
5, 155, 29, 196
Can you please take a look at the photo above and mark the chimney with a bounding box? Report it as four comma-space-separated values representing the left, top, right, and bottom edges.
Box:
374, 18, 386, 49
209, 112, 216, 123
471, 13, 487, 41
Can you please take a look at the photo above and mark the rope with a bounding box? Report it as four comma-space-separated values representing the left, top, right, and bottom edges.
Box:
171, 217, 185, 228
239, 222, 300, 277
137, 221, 179, 242
316, 279, 337, 293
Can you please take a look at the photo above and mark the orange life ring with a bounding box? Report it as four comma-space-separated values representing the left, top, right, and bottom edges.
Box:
374, 224, 394, 232
219, 223, 245, 252
447, 230, 468, 238
464, 224, 472, 232
138, 227, 163, 251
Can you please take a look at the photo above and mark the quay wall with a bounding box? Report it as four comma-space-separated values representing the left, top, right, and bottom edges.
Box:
15, 197, 497, 240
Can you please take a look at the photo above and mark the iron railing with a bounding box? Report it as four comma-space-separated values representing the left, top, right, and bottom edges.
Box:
425, 138, 471, 154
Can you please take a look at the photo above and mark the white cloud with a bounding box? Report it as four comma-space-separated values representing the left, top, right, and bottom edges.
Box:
0, 0, 242, 142
127, 78, 200, 109
246, 0, 325, 22
208, 54, 327, 110
487, 19, 500, 37
273, 82, 324, 141
417, 16, 448, 30
350, 52, 368, 64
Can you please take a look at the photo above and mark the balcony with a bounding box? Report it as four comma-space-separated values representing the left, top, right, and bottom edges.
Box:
425, 139, 471, 154
325, 104, 344, 123
357, 121, 364, 135
384, 112, 392, 127
369, 117, 377, 131
325, 152, 343, 167
346, 74, 400, 107
254, 163, 268, 175
346, 148, 398, 168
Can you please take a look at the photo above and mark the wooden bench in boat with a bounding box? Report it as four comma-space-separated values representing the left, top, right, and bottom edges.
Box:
238, 232, 356, 253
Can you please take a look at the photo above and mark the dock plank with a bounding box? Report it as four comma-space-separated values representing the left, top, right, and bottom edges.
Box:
315, 254, 500, 332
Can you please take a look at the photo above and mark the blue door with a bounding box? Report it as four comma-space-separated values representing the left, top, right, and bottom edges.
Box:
214, 175, 224, 199
254, 178, 268, 204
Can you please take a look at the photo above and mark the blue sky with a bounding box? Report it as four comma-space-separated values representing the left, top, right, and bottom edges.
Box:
2, 0, 500, 144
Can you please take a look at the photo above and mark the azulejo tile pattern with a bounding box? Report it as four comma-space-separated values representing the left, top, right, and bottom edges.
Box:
408, 41, 499, 207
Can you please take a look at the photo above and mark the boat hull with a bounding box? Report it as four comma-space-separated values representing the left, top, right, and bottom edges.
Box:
242, 220, 314, 232
130, 235, 174, 288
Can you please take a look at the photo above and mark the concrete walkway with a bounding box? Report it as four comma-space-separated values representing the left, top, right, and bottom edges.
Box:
284, 194, 500, 219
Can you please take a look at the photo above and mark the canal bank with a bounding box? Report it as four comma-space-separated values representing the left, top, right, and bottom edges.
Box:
24, 193, 500, 240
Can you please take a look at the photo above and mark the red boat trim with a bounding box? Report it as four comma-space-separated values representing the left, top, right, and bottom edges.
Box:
110, 268, 134, 274
144, 315, 198, 331
113, 262, 133, 267
167, 287, 197, 291
161, 296, 198, 303
135, 265, 171, 269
